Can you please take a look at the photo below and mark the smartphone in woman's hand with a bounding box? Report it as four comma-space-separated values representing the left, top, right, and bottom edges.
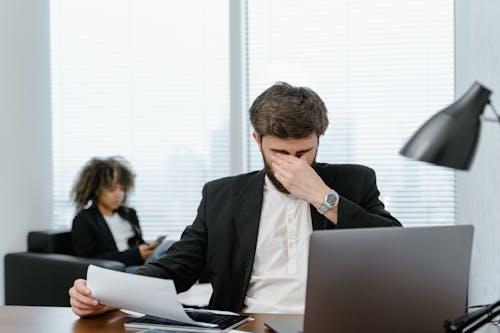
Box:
154, 235, 167, 244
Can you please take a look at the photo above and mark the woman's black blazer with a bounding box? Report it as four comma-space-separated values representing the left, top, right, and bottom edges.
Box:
71, 205, 145, 266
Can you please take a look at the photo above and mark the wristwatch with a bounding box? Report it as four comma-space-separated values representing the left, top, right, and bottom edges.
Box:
317, 189, 339, 214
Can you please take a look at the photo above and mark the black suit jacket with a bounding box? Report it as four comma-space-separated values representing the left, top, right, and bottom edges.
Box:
72, 205, 146, 266
137, 163, 401, 311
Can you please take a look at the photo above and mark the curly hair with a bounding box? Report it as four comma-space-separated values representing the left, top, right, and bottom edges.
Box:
71, 156, 135, 211
249, 81, 329, 138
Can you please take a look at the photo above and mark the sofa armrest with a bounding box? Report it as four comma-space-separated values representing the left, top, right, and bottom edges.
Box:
4, 252, 125, 306
28, 230, 73, 254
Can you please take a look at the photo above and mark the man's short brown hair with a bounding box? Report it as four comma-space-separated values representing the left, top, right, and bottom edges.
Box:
249, 82, 329, 138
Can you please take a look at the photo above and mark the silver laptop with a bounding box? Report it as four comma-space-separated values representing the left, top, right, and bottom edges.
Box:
266, 225, 474, 333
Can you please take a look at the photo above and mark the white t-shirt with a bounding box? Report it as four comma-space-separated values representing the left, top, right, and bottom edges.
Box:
103, 213, 135, 251
243, 176, 313, 314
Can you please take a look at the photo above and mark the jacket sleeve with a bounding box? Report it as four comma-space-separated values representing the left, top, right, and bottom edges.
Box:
97, 245, 144, 266
136, 184, 209, 293
336, 167, 402, 228
71, 211, 144, 266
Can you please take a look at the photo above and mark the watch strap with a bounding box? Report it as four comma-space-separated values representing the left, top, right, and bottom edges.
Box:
317, 189, 338, 215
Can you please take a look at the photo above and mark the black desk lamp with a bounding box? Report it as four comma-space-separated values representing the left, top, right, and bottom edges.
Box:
400, 81, 496, 170
400, 81, 500, 332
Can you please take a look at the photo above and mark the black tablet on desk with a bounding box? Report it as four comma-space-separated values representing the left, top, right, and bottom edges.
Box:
125, 310, 250, 332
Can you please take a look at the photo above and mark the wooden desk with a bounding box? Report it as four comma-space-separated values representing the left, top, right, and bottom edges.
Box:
0, 306, 301, 333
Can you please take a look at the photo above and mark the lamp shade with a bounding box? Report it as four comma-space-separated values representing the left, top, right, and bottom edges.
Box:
400, 82, 492, 170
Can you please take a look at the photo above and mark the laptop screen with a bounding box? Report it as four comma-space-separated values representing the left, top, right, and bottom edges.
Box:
303, 225, 473, 333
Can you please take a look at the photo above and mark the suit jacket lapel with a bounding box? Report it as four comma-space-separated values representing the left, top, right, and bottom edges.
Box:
91, 205, 118, 250
233, 170, 265, 279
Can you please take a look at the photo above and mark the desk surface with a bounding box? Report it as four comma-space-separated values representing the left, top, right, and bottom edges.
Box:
0, 306, 301, 333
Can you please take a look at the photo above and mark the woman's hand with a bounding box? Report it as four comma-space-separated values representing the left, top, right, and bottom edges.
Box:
139, 241, 160, 260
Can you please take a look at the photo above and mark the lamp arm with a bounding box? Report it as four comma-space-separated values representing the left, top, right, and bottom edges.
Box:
482, 103, 500, 122
446, 308, 489, 331
464, 307, 500, 333
445, 300, 500, 333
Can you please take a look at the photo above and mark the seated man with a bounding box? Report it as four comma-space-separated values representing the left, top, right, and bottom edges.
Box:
69, 82, 401, 317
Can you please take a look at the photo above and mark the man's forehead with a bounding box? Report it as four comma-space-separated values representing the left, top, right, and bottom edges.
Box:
262, 134, 318, 150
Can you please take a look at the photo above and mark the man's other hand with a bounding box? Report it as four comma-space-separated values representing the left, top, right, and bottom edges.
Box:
69, 279, 114, 317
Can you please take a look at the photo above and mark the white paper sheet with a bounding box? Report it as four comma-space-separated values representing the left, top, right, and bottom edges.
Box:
177, 283, 213, 307
86, 265, 216, 327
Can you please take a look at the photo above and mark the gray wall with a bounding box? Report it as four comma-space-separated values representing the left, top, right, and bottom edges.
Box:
455, 0, 500, 310
0, 0, 52, 303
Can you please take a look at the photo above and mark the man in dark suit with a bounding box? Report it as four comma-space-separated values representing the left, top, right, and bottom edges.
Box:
69, 82, 401, 317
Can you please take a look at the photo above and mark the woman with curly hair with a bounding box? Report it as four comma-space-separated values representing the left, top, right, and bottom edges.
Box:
71, 156, 168, 272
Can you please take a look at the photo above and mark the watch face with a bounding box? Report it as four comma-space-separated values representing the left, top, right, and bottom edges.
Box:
326, 192, 338, 205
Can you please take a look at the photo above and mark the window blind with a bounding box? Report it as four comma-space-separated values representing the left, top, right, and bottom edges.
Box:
51, 0, 455, 237
244, 0, 455, 226
50, 0, 230, 239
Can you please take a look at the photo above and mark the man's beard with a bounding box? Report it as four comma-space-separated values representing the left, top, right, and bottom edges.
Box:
261, 152, 317, 195
264, 158, 290, 194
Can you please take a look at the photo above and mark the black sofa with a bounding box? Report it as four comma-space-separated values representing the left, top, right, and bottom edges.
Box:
4, 230, 125, 306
